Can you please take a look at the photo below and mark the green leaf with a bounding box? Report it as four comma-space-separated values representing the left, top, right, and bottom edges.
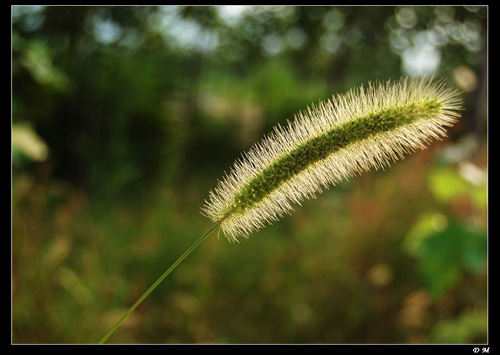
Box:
20, 41, 70, 91
404, 217, 486, 297
428, 166, 469, 204
403, 212, 448, 257
428, 164, 487, 210
431, 309, 487, 343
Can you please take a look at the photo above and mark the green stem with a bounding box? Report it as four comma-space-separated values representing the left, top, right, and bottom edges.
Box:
98, 221, 221, 344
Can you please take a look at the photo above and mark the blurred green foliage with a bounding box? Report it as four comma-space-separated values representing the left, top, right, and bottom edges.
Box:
12, 6, 487, 344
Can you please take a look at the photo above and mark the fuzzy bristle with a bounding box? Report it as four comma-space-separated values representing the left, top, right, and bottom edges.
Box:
201, 77, 462, 242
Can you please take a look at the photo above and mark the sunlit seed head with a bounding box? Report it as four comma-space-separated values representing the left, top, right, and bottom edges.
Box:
202, 77, 462, 242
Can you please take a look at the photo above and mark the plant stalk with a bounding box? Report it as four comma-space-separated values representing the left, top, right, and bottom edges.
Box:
98, 221, 221, 344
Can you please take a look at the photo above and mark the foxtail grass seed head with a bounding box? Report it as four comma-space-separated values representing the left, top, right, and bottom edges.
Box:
202, 77, 462, 242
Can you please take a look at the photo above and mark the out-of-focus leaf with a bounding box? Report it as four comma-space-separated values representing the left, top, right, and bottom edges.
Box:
12, 123, 49, 162
428, 164, 487, 210
431, 309, 487, 343
428, 166, 469, 204
19, 41, 70, 91
459, 162, 487, 209
403, 212, 448, 256
404, 218, 486, 297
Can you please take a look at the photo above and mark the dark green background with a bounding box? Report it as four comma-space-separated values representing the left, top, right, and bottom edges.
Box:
12, 6, 487, 344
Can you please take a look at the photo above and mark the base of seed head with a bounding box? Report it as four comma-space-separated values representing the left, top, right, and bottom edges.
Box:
202, 77, 461, 242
